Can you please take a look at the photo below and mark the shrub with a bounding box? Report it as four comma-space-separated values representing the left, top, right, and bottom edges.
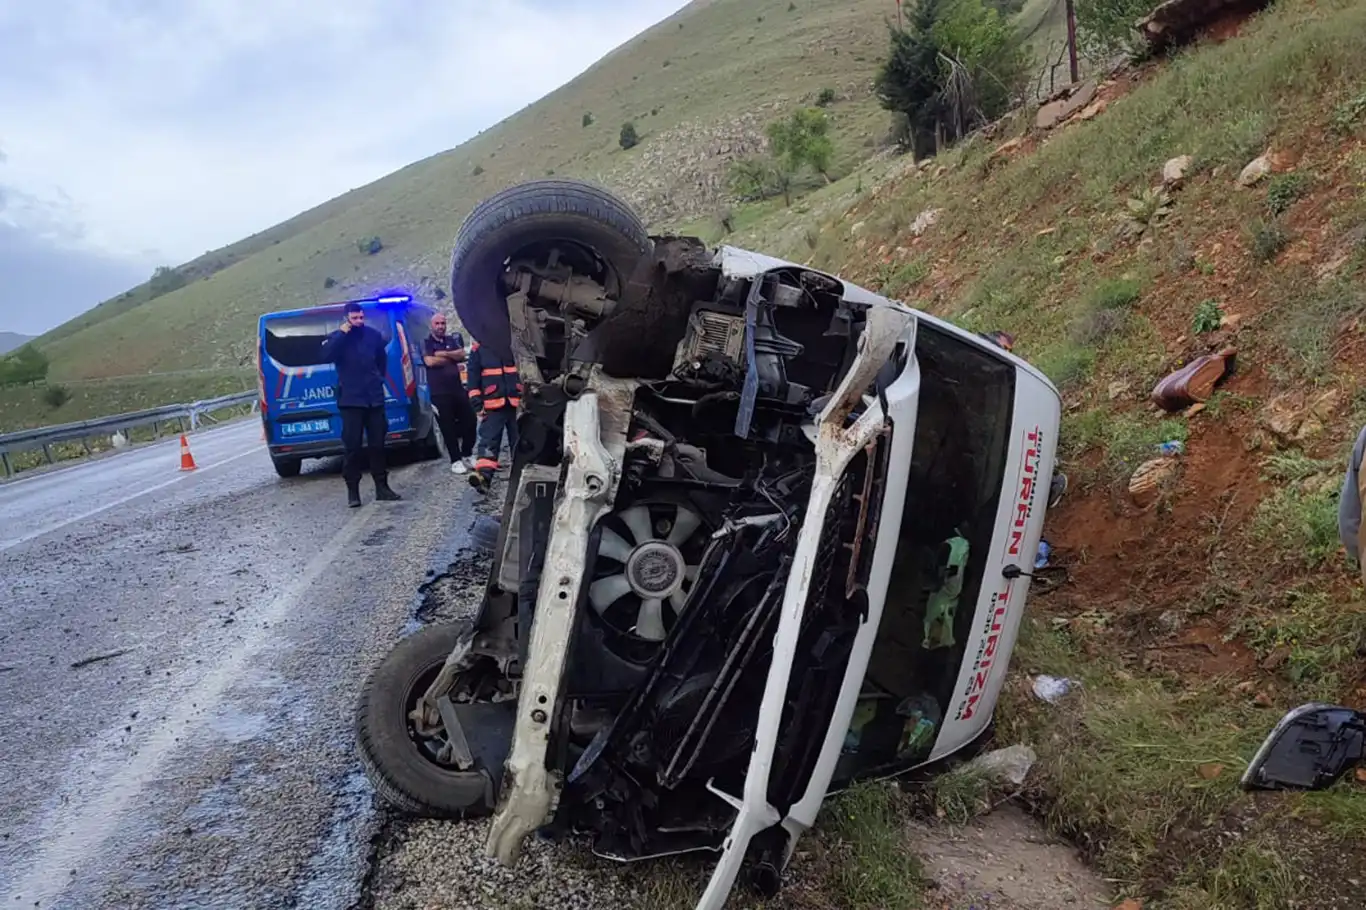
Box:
357, 236, 383, 255
1087, 277, 1144, 311
728, 157, 787, 203
1248, 219, 1289, 263
323, 277, 337, 289
1074, 0, 1158, 61
619, 121, 640, 150
1266, 172, 1310, 215
147, 265, 187, 298
1192, 299, 1222, 334
43, 384, 71, 409
472, 164, 485, 176
816, 87, 837, 107
581, 112, 594, 128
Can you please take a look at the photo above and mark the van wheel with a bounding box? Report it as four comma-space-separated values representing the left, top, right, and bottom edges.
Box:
271, 455, 302, 478
450, 179, 652, 363
355, 621, 498, 819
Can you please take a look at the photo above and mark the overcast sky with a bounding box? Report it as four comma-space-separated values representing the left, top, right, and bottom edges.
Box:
0, 0, 690, 337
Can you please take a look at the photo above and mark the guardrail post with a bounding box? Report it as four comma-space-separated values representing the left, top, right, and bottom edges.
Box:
42, 444, 54, 465
81, 437, 91, 456
1, 452, 11, 478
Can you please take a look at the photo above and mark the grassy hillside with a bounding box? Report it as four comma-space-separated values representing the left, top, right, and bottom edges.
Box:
30, 0, 901, 390
664, 0, 1365, 906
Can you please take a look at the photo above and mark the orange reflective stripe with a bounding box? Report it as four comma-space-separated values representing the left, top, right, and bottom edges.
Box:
508, 397, 521, 408
475, 457, 499, 470
484, 397, 507, 409
481, 368, 500, 376
467, 388, 480, 398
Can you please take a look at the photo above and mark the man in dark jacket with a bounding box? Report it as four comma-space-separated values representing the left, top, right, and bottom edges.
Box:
421, 312, 476, 475
320, 302, 402, 507
465, 340, 521, 494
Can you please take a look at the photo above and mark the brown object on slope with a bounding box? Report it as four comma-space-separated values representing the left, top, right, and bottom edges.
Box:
1150, 347, 1236, 412
1137, 0, 1273, 54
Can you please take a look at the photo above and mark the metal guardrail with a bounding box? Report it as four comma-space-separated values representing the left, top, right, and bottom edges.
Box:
0, 391, 258, 478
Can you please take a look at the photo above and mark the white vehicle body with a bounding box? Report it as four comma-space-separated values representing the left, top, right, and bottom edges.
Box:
355, 181, 1060, 910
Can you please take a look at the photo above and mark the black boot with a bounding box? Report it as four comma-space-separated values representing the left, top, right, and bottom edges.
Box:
346, 482, 362, 508
375, 478, 402, 502
467, 470, 490, 494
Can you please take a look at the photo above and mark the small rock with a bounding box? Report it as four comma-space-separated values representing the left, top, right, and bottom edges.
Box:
1035, 79, 1098, 130
850, 221, 866, 234
1077, 99, 1107, 121
966, 744, 1037, 786
1162, 155, 1193, 187
910, 208, 942, 237
1129, 457, 1180, 508
1157, 610, 1184, 633
933, 165, 948, 178
1254, 691, 1275, 708
1309, 388, 1341, 419
1237, 154, 1272, 187
1262, 393, 1302, 440
992, 136, 1026, 159
1115, 899, 1143, 910
1221, 312, 1244, 331
1107, 380, 1132, 401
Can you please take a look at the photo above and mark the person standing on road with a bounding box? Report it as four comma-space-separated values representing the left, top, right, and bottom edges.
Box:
422, 312, 477, 475
320, 302, 402, 508
465, 340, 521, 494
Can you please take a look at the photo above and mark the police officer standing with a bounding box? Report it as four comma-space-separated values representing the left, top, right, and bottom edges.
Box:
321, 302, 402, 508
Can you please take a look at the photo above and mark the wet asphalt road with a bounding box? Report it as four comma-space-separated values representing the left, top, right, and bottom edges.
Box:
0, 419, 477, 909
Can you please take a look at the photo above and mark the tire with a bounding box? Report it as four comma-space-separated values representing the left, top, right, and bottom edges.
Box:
355, 621, 497, 818
449, 179, 652, 361
271, 455, 302, 478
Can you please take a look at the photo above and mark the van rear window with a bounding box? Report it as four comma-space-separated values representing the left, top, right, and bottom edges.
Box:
263, 312, 392, 368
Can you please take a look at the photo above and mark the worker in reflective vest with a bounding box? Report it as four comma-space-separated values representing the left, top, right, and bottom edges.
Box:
465, 341, 522, 493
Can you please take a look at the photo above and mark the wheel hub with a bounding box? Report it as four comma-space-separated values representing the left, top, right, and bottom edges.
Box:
625, 542, 685, 599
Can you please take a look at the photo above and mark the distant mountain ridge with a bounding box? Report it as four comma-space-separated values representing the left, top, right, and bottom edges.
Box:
0, 332, 34, 355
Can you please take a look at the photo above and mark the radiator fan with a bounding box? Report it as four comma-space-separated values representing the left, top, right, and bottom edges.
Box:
588, 500, 705, 642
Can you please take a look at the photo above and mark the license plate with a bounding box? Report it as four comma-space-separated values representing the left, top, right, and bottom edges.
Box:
281, 419, 330, 437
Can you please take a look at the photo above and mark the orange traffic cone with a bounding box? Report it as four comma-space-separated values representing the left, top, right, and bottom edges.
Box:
179, 434, 198, 471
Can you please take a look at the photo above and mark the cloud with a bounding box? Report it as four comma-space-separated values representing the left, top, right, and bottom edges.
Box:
0, 0, 689, 333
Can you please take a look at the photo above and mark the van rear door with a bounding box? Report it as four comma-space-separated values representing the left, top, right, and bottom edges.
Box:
260, 307, 396, 446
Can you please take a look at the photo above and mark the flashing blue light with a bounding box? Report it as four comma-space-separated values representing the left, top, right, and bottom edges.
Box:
375, 295, 411, 304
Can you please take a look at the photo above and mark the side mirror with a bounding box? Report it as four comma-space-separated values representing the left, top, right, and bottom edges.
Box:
1240, 702, 1366, 792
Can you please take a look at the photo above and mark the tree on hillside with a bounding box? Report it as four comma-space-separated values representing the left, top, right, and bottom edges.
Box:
0, 343, 50, 388
147, 265, 187, 298
875, 0, 1027, 158
766, 108, 835, 185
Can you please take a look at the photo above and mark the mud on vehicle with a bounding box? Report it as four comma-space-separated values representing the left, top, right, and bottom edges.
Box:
355, 179, 1061, 909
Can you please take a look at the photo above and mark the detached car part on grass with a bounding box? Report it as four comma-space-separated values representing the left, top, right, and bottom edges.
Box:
354, 179, 1062, 907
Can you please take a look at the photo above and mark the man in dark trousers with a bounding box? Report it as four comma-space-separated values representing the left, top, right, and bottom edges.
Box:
421, 312, 476, 475
320, 302, 402, 508
465, 340, 521, 494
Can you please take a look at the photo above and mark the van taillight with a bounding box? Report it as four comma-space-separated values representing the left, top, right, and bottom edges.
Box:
396, 323, 416, 396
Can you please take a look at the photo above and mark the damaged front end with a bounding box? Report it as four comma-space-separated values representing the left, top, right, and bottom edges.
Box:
479, 239, 913, 898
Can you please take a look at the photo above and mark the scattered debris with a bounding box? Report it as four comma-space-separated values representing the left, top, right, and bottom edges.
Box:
1156, 440, 1185, 456
1031, 675, 1077, 704
1129, 456, 1182, 508
1196, 762, 1226, 780
70, 648, 133, 670
966, 744, 1037, 786
1162, 155, 1194, 187
1150, 346, 1237, 411
1237, 153, 1272, 187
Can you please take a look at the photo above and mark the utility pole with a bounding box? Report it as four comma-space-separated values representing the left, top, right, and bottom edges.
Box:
1064, 0, 1080, 84
895, 0, 902, 30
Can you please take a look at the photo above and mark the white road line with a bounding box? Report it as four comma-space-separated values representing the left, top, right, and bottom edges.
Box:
0, 445, 264, 554
1, 507, 376, 909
